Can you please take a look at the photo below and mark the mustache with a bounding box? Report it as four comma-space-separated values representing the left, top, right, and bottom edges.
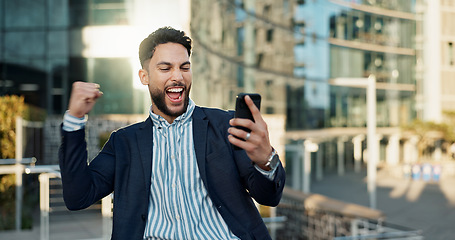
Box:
165, 83, 186, 89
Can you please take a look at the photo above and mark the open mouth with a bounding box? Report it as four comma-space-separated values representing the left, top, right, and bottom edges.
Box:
166, 86, 184, 102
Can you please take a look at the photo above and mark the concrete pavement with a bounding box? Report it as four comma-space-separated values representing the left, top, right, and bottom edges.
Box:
0, 209, 110, 240
1, 168, 454, 239
311, 168, 455, 240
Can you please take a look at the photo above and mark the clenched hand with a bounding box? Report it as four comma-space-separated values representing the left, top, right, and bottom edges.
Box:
68, 81, 103, 118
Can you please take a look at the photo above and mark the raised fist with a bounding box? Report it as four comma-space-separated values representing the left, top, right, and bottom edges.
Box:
68, 81, 103, 118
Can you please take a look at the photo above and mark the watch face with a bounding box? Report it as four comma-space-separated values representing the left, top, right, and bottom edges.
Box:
270, 154, 280, 169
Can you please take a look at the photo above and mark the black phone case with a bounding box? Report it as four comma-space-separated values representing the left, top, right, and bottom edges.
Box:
235, 93, 261, 123
233, 93, 261, 150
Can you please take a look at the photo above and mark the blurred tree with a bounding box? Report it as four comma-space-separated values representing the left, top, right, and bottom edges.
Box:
402, 119, 455, 160
0, 95, 25, 159
0, 95, 25, 230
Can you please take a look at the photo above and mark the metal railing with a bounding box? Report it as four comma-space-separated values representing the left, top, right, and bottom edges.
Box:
36, 170, 112, 240
0, 159, 111, 240
275, 187, 423, 240
333, 220, 423, 240
0, 157, 38, 231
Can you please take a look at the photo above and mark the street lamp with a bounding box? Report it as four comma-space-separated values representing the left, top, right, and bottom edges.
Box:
330, 75, 377, 209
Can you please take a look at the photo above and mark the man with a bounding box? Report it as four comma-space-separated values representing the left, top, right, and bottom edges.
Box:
59, 27, 285, 240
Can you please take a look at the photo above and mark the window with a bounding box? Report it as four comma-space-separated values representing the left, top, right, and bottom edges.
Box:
294, 20, 305, 42
235, 0, 246, 22
256, 53, 263, 67
237, 27, 244, 56
283, 0, 290, 15
266, 28, 274, 43
266, 80, 273, 99
91, 0, 129, 25
237, 65, 244, 88
263, 5, 271, 17
449, 42, 454, 66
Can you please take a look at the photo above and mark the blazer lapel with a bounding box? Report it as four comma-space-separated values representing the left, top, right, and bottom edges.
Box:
192, 107, 209, 186
136, 118, 153, 193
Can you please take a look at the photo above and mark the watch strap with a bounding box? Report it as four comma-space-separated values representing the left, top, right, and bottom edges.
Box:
265, 148, 277, 167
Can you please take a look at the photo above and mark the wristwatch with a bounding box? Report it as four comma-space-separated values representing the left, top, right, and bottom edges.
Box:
265, 148, 280, 169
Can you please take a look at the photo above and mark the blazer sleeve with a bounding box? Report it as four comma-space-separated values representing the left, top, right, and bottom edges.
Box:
58, 127, 116, 210
218, 110, 285, 207
233, 148, 286, 207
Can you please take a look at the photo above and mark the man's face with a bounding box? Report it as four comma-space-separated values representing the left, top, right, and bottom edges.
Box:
139, 42, 192, 123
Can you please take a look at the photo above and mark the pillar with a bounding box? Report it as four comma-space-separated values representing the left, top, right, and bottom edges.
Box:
303, 140, 319, 193
316, 143, 323, 181
303, 141, 311, 193
404, 136, 419, 164
352, 135, 365, 173
337, 137, 346, 176
386, 134, 400, 166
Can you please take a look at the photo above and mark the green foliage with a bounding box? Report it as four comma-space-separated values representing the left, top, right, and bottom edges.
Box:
403, 119, 455, 141
0, 95, 40, 230
0, 175, 16, 229
23, 104, 47, 122
0, 174, 39, 230
0, 95, 25, 159
402, 118, 455, 159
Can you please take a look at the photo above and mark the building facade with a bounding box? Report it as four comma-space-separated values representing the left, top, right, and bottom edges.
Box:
289, 0, 416, 131
190, 0, 294, 114
0, 0, 192, 116
189, 0, 421, 192
286, 0, 418, 191
0, 0, 190, 164
417, 0, 455, 123
1, 0, 71, 115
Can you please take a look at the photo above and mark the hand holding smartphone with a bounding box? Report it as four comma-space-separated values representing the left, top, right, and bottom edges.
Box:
230, 93, 274, 166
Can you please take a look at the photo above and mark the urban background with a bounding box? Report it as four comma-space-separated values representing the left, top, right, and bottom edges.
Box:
1, 0, 455, 239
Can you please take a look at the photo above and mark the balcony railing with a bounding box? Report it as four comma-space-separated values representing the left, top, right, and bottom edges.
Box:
275, 187, 423, 239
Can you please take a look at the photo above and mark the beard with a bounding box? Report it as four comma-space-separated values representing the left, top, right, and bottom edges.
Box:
150, 84, 191, 118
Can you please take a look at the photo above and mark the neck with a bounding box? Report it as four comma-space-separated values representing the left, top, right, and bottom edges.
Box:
151, 106, 177, 124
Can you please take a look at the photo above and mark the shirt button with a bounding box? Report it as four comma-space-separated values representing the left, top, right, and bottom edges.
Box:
172, 183, 176, 188
176, 214, 180, 220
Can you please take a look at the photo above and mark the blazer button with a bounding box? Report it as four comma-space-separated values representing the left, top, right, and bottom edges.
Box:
141, 214, 146, 221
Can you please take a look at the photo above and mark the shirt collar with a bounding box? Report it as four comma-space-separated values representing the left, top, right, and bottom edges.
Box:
149, 98, 195, 127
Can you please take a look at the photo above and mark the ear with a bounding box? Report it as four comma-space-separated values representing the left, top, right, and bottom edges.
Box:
138, 69, 149, 85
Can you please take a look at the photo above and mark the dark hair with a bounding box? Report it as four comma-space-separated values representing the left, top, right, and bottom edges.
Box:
139, 26, 192, 68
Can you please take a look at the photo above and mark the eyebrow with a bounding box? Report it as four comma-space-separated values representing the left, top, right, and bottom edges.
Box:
157, 61, 191, 67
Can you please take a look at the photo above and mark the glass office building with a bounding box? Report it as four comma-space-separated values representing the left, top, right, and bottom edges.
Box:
0, 0, 147, 115
285, 0, 417, 191
288, 0, 416, 131
189, 1, 418, 187
0, 0, 70, 115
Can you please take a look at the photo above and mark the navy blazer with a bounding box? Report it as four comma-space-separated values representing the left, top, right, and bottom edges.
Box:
59, 106, 285, 240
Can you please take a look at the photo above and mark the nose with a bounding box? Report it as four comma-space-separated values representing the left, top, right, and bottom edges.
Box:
171, 69, 184, 81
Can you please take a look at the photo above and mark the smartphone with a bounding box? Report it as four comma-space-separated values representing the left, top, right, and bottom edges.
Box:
233, 93, 261, 148
235, 93, 261, 125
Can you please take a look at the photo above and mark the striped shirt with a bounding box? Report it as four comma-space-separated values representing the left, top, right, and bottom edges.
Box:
62, 100, 277, 239
62, 111, 87, 131
144, 99, 239, 240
